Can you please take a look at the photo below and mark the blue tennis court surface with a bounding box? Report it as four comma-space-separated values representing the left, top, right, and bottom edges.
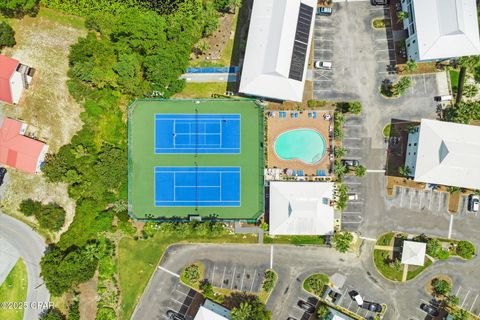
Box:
155, 114, 240, 154
154, 167, 241, 207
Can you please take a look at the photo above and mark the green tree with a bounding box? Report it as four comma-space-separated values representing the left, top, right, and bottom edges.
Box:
334, 160, 348, 178
230, 297, 270, 320
426, 238, 441, 257
457, 56, 480, 104
200, 280, 214, 297
398, 166, 411, 178
393, 76, 412, 96
447, 294, 460, 307
19, 200, 66, 231
41, 307, 66, 320
317, 304, 330, 319
397, 11, 409, 20
432, 278, 451, 296
405, 60, 417, 72
41, 245, 99, 296
19, 199, 42, 216
451, 309, 470, 320
463, 84, 478, 98
443, 101, 480, 123
333, 232, 353, 253
456, 241, 476, 259
0, 22, 16, 49
0, 0, 38, 17
354, 165, 367, 177
231, 302, 253, 320
336, 184, 348, 211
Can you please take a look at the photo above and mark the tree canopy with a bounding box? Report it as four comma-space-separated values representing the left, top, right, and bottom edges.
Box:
0, 22, 16, 49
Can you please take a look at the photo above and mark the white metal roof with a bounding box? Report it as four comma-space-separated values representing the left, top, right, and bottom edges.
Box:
414, 119, 480, 189
239, 0, 316, 102
401, 241, 426, 266
194, 306, 229, 320
412, 0, 480, 60
269, 181, 334, 235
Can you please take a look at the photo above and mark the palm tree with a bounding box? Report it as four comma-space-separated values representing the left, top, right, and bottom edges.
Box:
398, 166, 411, 178
397, 11, 409, 20
231, 302, 253, 320
456, 56, 480, 104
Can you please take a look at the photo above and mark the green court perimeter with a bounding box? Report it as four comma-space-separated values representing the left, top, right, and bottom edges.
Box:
128, 99, 264, 221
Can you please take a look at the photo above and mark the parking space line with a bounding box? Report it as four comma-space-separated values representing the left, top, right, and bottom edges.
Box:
428, 191, 433, 210
462, 290, 471, 308
456, 286, 462, 296
220, 266, 226, 288
419, 191, 424, 209
448, 215, 454, 239
438, 193, 442, 211
343, 211, 361, 214
409, 190, 414, 209
250, 269, 257, 292
343, 137, 361, 140
211, 264, 215, 285
169, 297, 184, 306
470, 294, 479, 312
158, 266, 180, 278
231, 265, 236, 289
240, 268, 246, 290
400, 188, 405, 207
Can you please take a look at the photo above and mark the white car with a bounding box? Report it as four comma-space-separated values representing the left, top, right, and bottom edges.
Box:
314, 61, 332, 70
350, 291, 364, 306
468, 195, 479, 212
348, 193, 358, 201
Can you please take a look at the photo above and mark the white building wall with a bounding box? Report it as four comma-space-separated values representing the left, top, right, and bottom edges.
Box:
36, 144, 49, 174
405, 126, 420, 177
9, 71, 24, 104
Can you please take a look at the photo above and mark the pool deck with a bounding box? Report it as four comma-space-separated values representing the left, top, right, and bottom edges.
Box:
266, 110, 333, 177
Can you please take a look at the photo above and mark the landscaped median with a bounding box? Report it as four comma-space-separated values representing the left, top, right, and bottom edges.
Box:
373, 232, 476, 282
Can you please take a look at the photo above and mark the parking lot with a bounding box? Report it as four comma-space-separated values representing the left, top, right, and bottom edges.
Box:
286, 291, 319, 320
453, 284, 480, 316
386, 187, 450, 215
335, 284, 384, 320
203, 260, 267, 293
458, 195, 479, 216
341, 115, 368, 232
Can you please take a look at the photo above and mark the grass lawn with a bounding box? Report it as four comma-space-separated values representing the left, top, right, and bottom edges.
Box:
303, 273, 329, 297
0, 259, 28, 320
373, 250, 403, 282
264, 235, 326, 245
407, 258, 432, 280
376, 232, 395, 246
118, 232, 258, 320
173, 82, 229, 98
449, 69, 460, 92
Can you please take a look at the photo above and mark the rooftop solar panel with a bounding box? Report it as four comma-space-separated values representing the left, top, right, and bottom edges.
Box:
289, 3, 313, 81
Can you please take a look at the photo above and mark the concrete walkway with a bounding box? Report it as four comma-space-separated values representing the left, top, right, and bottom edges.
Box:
234, 222, 264, 243
401, 264, 409, 282
374, 245, 399, 251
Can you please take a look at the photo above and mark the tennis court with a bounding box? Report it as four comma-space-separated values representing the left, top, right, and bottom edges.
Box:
128, 99, 264, 221
155, 114, 240, 154
154, 167, 240, 207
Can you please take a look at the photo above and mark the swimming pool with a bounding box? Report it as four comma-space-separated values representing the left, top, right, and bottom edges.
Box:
274, 129, 326, 165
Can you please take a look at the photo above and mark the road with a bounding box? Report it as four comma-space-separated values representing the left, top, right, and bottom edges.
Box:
0, 213, 51, 320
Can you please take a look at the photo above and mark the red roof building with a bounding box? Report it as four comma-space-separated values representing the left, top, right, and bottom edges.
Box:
0, 118, 48, 174
0, 55, 33, 105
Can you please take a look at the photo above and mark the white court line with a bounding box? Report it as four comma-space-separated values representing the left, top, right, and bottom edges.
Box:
470, 294, 479, 312
462, 290, 471, 308
270, 245, 274, 269
448, 215, 454, 239
158, 266, 179, 278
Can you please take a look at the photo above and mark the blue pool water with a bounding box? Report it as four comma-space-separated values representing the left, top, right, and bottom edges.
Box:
274, 129, 326, 164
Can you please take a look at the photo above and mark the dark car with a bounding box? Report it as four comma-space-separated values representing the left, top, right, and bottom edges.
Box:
328, 289, 342, 303
287, 318, 298, 320
468, 194, 479, 212
371, 0, 389, 5
316, 7, 332, 16
297, 300, 315, 313
362, 301, 382, 312
420, 303, 439, 317
166, 310, 185, 320
0, 167, 6, 186
342, 159, 360, 168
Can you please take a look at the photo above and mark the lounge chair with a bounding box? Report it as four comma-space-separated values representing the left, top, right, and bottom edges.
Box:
313, 112, 317, 119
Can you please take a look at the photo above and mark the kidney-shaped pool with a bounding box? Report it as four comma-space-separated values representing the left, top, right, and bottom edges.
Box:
274, 129, 326, 165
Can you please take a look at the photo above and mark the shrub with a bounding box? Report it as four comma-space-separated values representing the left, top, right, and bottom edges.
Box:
200, 280, 214, 298
426, 238, 441, 257
182, 264, 200, 284
0, 0, 39, 17
348, 101, 362, 114
334, 146, 346, 158
432, 278, 451, 296
393, 77, 412, 96
335, 184, 348, 211
333, 232, 353, 253
19, 199, 66, 231
304, 274, 329, 296
437, 249, 450, 260
0, 22, 16, 49
40, 307, 66, 320
354, 165, 367, 177
456, 241, 476, 260
262, 270, 276, 293
317, 304, 330, 319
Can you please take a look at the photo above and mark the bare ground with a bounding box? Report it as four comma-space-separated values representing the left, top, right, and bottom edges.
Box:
79, 270, 99, 320
0, 9, 86, 240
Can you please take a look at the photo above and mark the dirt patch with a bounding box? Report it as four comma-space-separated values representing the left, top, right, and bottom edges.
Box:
79, 270, 99, 320
2, 10, 86, 151
0, 8, 86, 239
386, 176, 426, 197
448, 192, 460, 213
